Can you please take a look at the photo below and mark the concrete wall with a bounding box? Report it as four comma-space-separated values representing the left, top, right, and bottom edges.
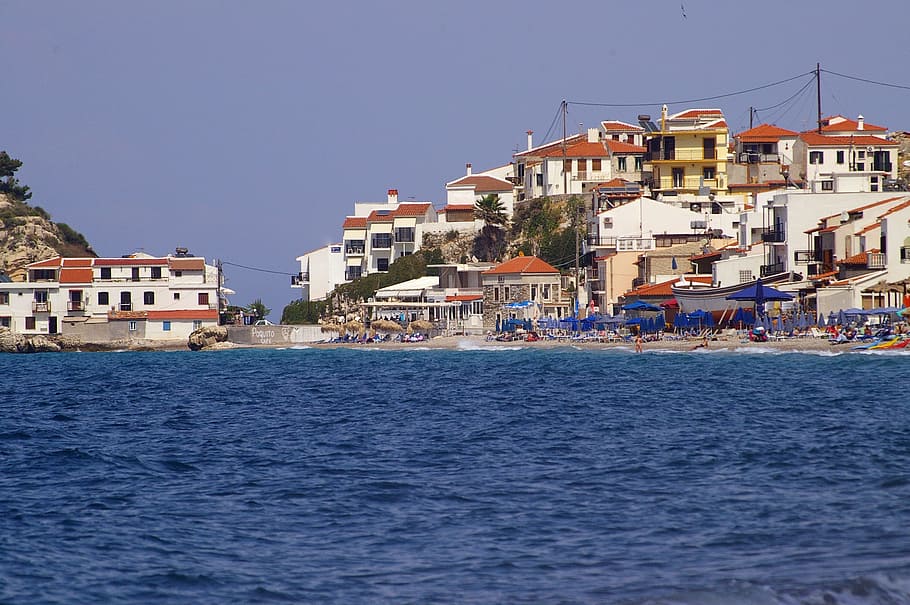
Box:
227, 324, 325, 345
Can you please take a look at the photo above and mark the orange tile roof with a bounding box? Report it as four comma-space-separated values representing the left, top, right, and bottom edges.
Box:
818, 196, 904, 222
671, 108, 724, 120
447, 175, 513, 192
624, 275, 712, 297
539, 140, 608, 158
95, 258, 168, 266
513, 134, 586, 158
877, 197, 910, 218
440, 204, 475, 212
606, 140, 646, 153
819, 115, 887, 133
342, 216, 367, 229
483, 256, 559, 275
27, 257, 63, 268
689, 250, 721, 261
445, 294, 483, 302
799, 132, 896, 147
147, 309, 219, 320
601, 120, 643, 132
812, 270, 838, 279
393, 203, 432, 217
705, 119, 728, 129
366, 210, 394, 222
62, 258, 93, 267
857, 223, 880, 235
839, 249, 880, 265
736, 123, 798, 142
594, 178, 636, 188
59, 268, 93, 283
168, 257, 205, 271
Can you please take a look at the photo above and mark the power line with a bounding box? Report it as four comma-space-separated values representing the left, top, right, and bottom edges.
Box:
821, 69, 910, 92
222, 260, 295, 276
567, 71, 815, 108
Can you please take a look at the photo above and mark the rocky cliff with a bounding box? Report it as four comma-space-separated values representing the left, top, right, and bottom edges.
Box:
0, 192, 95, 280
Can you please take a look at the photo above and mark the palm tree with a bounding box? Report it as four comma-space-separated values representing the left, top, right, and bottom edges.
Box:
473, 194, 508, 261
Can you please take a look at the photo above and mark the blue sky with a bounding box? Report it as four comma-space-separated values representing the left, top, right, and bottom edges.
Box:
2, 1, 908, 318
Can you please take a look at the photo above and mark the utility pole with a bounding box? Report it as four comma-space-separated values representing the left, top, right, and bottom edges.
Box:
562, 100, 581, 318
816, 62, 822, 134
749, 106, 754, 130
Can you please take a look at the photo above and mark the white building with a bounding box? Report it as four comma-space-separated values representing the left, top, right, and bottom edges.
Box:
445, 163, 516, 217
293, 243, 345, 301
0, 251, 222, 341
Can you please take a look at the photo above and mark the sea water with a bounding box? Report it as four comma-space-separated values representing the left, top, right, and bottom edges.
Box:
1, 346, 909, 604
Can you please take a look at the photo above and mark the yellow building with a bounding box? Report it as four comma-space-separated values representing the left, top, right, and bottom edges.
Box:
643, 106, 728, 195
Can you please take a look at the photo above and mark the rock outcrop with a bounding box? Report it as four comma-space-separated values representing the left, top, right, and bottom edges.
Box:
188, 325, 229, 350
0, 329, 62, 353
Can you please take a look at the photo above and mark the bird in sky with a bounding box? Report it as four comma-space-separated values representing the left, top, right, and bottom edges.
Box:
681, 3, 687, 18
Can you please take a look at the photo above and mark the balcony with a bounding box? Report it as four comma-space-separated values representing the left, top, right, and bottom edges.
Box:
760, 262, 785, 277
67, 300, 86, 312
291, 272, 309, 286
901, 246, 910, 263
586, 236, 618, 248
645, 148, 718, 162
32, 301, 51, 313
371, 237, 392, 250
738, 152, 780, 164
793, 250, 823, 264
867, 252, 886, 270
761, 229, 785, 243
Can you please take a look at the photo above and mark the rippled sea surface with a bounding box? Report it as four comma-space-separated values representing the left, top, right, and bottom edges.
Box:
2, 344, 910, 604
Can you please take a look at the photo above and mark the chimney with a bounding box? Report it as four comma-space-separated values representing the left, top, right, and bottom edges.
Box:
466, 163, 472, 176
587, 127, 599, 143
527, 130, 533, 151
857, 115, 864, 131
387, 189, 398, 205
661, 104, 669, 132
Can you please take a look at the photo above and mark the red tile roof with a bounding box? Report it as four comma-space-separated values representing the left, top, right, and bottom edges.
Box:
62, 258, 93, 267
877, 197, 910, 217
342, 216, 367, 229
606, 140, 646, 153
811, 270, 838, 279
818, 115, 887, 133
601, 120, 643, 132
594, 178, 636, 188
735, 123, 798, 142
59, 268, 93, 283
705, 119, 728, 129
624, 276, 712, 297
393, 203, 433, 217
483, 256, 559, 275
94, 258, 168, 266
366, 210, 394, 222
447, 175, 513, 192
839, 249, 880, 265
445, 294, 483, 302
440, 204, 475, 213
671, 108, 724, 120
539, 140, 609, 158
169, 257, 205, 271
513, 134, 586, 158
799, 132, 896, 147
27, 257, 63, 268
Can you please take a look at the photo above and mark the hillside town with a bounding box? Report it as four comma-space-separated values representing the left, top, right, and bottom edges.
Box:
293, 106, 910, 337
3, 104, 910, 349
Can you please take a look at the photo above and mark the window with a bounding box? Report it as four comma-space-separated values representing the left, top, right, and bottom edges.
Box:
672, 168, 685, 188
634, 157, 642, 171
198, 292, 209, 306
531, 285, 537, 301
504, 286, 510, 300
592, 158, 601, 171
151, 267, 162, 279
394, 227, 415, 243
376, 258, 389, 272
131, 267, 140, 282
821, 181, 834, 191
858, 150, 866, 159
25, 317, 36, 330
162, 321, 171, 332
0, 292, 8, 305
493, 287, 499, 302
174, 270, 183, 277
577, 159, 587, 173
542, 284, 551, 300
371, 234, 392, 249
120, 291, 132, 311
536, 173, 543, 186
617, 157, 627, 171
34, 290, 48, 303
128, 320, 137, 332
739, 270, 753, 284
855, 162, 865, 171
809, 151, 824, 164
563, 159, 572, 173
703, 137, 716, 160
100, 267, 111, 279
703, 167, 715, 180
836, 150, 845, 164
0, 316, 9, 328
144, 291, 155, 305
173, 292, 180, 300
98, 292, 109, 306
193, 320, 202, 330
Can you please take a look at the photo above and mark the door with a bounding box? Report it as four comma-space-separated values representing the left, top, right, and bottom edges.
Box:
672, 168, 685, 188
49, 316, 58, 334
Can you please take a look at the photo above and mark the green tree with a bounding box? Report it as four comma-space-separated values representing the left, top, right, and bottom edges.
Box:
245, 298, 271, 320
281, 299, 328, 324
0, 151, 31, 201
473, 194, 508, 261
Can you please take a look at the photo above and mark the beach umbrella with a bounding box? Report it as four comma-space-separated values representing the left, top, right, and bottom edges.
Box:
371, 319, 403, 333
320, 322, 344, 333
817, 313, 826, 328
837, 309, 847, 326
727, 278, 793, 317
622, 300, 661, 312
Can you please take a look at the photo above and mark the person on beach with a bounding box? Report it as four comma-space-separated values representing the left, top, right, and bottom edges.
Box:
634, 333, 643, 353
692, 336, 709, 350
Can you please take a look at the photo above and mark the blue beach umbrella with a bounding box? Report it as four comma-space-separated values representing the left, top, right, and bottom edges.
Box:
837, 309, 847, 326
818, 313, 826, 328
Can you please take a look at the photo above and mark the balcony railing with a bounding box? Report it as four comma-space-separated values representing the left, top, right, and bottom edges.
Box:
291, 272, 309, 286
586, 236, 618, 248
67, 300, 85, 312
793, 250, 823, 264
371, 238, 392, 249
901, 246, 910, 263
739, 152, 780, 164
761, 229, 786, 243
120, 303, 132, 312
645, 149, 718, 162
867, 252, 886, 269
760, 262, 785, 277
32, 301, 51, 313
573, 171, 611, 182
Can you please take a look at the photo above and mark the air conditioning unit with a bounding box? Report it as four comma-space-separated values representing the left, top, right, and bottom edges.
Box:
603, 217, 613, 227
